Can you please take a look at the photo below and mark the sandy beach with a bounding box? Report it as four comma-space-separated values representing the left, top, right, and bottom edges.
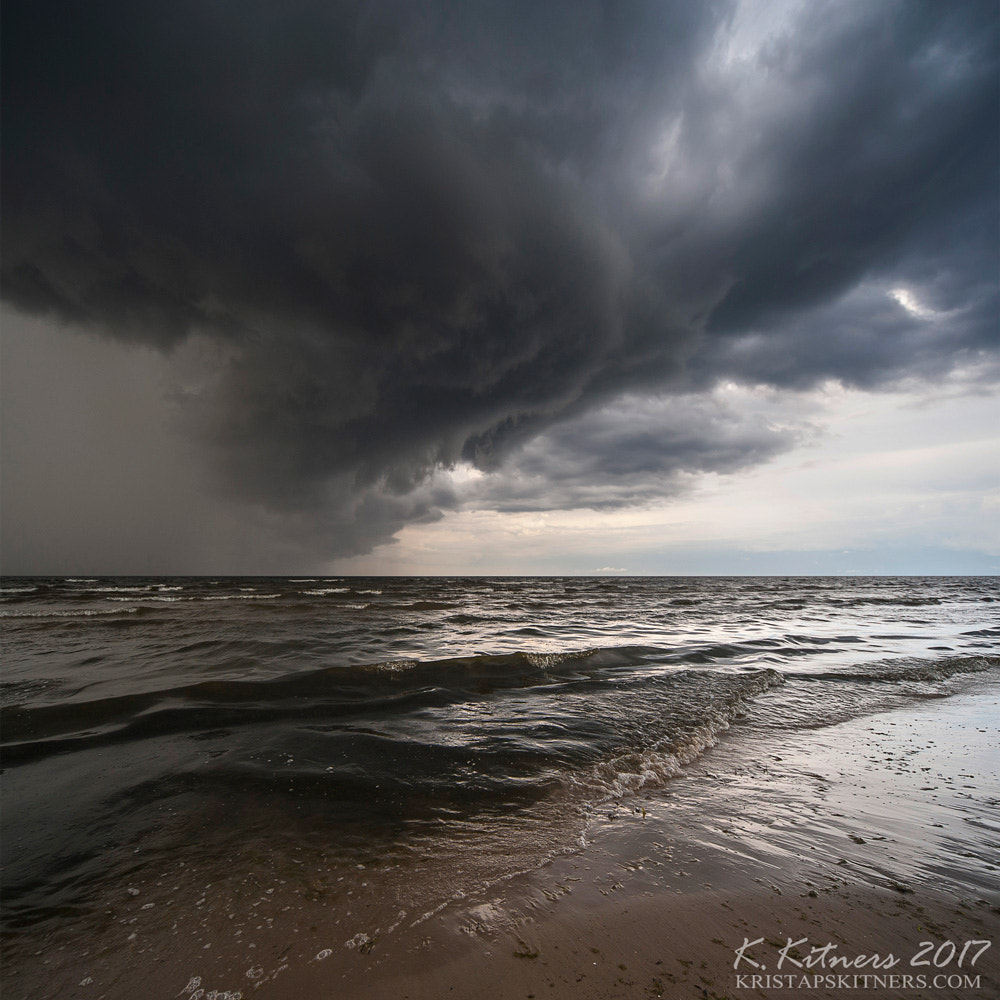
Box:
10, 680, 998, 1000
262, 684, 1000, 1000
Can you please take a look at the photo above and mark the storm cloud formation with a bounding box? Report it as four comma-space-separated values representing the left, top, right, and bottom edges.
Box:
3, 0, 997, 556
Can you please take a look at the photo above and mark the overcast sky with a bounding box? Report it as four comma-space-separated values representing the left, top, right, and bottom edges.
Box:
2, 0, 997, 575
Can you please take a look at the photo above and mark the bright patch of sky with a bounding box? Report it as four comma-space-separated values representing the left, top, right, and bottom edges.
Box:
330, 377, 1000, 576
890, 287, 938, 320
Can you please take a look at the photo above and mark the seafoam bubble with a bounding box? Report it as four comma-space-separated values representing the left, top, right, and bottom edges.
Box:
363, 659, 414, 674
561, 670, 787, 805
107, 595, 184, 602
0, 607, 139, 618
524, 649, 598, 670
200, 594, 281, 601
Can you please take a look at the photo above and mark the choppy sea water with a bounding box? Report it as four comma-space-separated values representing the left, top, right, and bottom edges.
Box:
1, 576, 998, 990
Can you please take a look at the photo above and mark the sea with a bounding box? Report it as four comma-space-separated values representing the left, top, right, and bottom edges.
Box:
1, 575, 998, 990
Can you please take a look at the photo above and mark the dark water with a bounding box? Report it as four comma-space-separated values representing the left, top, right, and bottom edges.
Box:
2, 576, 998, 966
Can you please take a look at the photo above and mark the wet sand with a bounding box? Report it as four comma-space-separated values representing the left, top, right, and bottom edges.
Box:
7, 686, 999, 999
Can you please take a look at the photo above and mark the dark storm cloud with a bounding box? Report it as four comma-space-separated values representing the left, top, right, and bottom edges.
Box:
462, 392, 803, 513
693, 267, 1000, 392
701, 4, 998, 331
2, 0, 997, 554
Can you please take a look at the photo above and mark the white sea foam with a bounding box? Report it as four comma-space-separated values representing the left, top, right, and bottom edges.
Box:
566, 727, 719, 803
524, 649, 598, 669
90, 586, 153, 593
364, 659, 415, 673
302, 588, 351, 595
107, 595, 185, 602
0, 607, 139, 618
200, 594, 281, 601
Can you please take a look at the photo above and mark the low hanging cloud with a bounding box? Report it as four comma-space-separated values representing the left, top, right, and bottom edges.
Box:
459, 388, 807, 513
2, 0, 997, 557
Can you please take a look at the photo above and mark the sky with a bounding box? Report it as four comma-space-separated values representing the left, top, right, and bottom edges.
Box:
1, 0, 998, 576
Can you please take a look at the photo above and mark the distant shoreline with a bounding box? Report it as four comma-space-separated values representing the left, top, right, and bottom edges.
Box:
4, 573, 999, 581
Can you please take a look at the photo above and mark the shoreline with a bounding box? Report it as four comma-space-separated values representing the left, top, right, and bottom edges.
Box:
291, 684, 1000, 1000
5, 683, 999, 999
